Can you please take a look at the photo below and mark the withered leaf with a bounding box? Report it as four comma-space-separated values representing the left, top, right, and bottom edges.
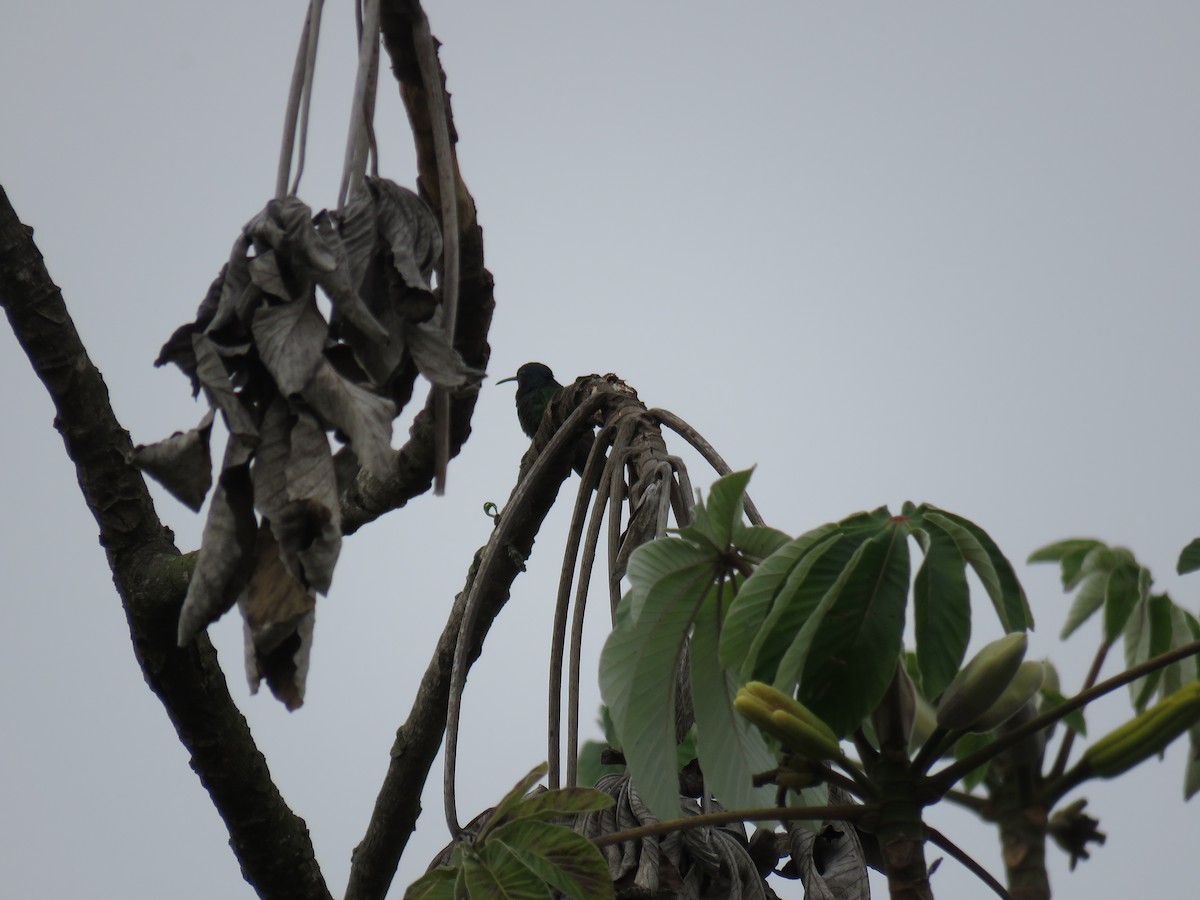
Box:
301, 359, 395, 482
313, 210, 390, 346
250, 401, 341, 594
404, 320, 485, 390
251, 296, 328, 396
156, 270, 224, 392
241, 524, 315, 710
206, 233, 257, 335
177, 437, 258, 645
247, 249, 294, 302
129, 409, 215, 511
368, 176, 442, 293
192, 333, 259, 440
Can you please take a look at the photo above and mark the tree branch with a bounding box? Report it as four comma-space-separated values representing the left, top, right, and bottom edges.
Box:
340, 0, 494, 534
0, 185, 332, 900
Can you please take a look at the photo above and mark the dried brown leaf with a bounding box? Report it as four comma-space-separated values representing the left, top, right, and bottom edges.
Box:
177, 437, 258, 644
251, 296, 328, 396
129, 409, 215, 511
404, 319, 484, 390
301, 359, 395, 482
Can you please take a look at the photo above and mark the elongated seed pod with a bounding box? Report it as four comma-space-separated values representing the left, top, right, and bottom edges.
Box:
1082, 681, 1200, 779
769, 709, 844, 761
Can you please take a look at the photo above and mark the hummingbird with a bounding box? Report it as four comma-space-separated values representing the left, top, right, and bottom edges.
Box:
497, 362, 594, 472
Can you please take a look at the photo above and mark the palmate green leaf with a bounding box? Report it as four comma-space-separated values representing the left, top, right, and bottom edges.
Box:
403, 866, 460, 900
690, 591, 776, 813
770, 534, 881, 708
793, 523, 912, 737
705, 468, 754, 548
912, 521, 971, 699
719, 524, 838, 674
506, 787, 613, 822
740, 531, 862, 683
1178, 538, 1200, 575
463, 844, 549, 900
1162, 604, 1200, 699
476, 763, 549, 842
599, 539, 716, 820
490, 820, 614, 900
920, 508, 1032, 632
733, 524, 792, 564
1028, 538, 1105, 589
1124, 590, 1172, 711
1103, 555, 1146, 645
1060, 568, 1108, 640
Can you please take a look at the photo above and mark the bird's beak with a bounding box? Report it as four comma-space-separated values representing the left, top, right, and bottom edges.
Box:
496, 375, 517, 385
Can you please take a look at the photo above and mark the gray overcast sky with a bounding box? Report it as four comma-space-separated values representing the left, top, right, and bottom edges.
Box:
2, 2, 1198, 897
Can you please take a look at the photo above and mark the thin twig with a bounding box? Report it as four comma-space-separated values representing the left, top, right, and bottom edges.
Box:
1047, 640, 1110, 782
925, 824, 1011, 899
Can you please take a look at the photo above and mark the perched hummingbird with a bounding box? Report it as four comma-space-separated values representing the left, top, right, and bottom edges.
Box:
497, 362, 594, 472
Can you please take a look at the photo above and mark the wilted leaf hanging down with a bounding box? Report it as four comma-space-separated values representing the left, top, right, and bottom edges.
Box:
241, 525, 317, 710
129, 409, 215, 511
177, 438, 258, 645
144, 183, 479, 706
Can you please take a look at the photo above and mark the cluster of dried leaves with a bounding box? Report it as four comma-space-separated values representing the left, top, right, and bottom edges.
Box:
134, 179, 481, 708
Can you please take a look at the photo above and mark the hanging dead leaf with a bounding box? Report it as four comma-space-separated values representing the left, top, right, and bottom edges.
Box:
129, 409, 215, 511
301, 358, 395, 481
177, 437, 258, 645
404, 319, 484, 390
241, 524, 316, 710
251, 296, 328, 397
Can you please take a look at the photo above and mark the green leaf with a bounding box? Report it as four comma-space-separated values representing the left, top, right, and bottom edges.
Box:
1185, 725, 1200, 800
759, 531, 877, 692
1178, 538, 1200, 575
912, 521, 971, 699
795, 523, 912, 737
1060, 568, 1108, 640
1125, 591, 1172, 710
490, 820, 615, 900
719, 524, 839, 675
463, 844, 549, 900
921, 508, 1032, 632
1104, 560, 1146, 646
1029, 539, 1104, 589
599, 540, 716, 820
704, 468, 754, 548
477, 763, 548, 841
690, 590, 777, 813
403, 866, 460, 900
507, 788, 614, 822
733, 524, 792, 564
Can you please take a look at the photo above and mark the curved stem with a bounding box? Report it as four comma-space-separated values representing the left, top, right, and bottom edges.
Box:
591, 804, 872, 848
443, 395, 610, 835
650, 408, 764, 525
925, 824, 1011, 900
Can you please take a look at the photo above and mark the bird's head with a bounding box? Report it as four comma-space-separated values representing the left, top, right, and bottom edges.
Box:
496, 362, 557, 393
